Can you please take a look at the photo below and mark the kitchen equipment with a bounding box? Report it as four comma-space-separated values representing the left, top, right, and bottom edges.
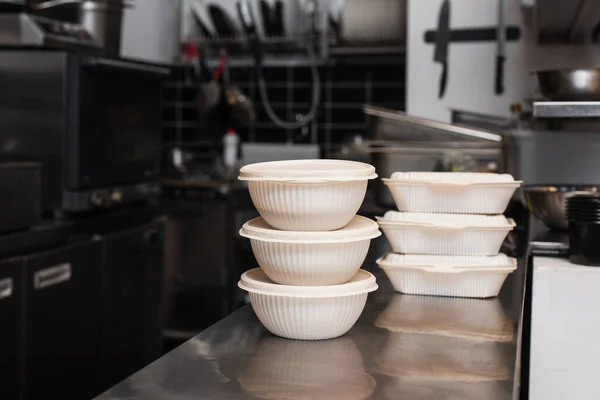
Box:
364, 105, 503, 142
383, 172, 521, 214
79, 0, 128, 57
339, 0, 405, 44
238, 160, 377, 231
238, 268, 378, 340
239, 216, 381, 286
0, 12, 99, 50
377, 211, 516, 256
0, 163, 42, 233
377, 253, 517, 299
535, 69, 600, 101
495, 0, 506, 95
433, 0, 450, 98
375, 294, 513, 341
567, 195, 600, 266
0, 50, 169, 213
259, 0, 284, 37
522, 185, 599, 230
369, 141, 501, 207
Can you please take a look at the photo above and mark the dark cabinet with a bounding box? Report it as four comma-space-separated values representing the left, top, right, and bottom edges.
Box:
0, 258, 25, 400
24, 240, 103, 400
102, 222, 164, 389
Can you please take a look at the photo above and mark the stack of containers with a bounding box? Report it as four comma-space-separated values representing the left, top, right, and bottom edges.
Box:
375, 172, 522, 298
236, 160, 381, 340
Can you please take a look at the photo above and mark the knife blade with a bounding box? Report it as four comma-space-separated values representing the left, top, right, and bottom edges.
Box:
434, 0, 451, 98
495, 0, 507, 95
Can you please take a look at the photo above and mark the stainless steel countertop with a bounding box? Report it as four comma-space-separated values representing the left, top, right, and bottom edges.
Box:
97, 258, 525, 400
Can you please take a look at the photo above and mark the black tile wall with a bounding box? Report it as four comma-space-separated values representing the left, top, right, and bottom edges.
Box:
163, 60, 406, 152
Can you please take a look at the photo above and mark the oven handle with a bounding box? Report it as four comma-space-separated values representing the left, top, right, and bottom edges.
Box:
83, 58, 171, 77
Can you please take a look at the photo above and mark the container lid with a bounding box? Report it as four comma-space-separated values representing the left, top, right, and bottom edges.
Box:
238, 159, 378, 182
240, 216, 382, 243
238, 268, 378, 298
383, 172, 521, 186
377, 253, 517, 273
377, 211, 515, 229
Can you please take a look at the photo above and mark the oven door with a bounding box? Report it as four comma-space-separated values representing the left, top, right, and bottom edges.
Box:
65, 55, 170, 190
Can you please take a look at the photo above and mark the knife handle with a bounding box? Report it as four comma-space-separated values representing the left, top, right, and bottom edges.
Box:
495, 54, 505, 95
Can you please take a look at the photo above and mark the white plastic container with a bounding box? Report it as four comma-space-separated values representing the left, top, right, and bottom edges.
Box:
238, 269, 378, 340
382, 171, 521, 214
377, 211, 516, 255
240, 216, 381, 286
376, 332, 510, 382
238, 159, 377, 231
377, 253, 517, 298
375, 293, 514, 342
238, 336, 376, 400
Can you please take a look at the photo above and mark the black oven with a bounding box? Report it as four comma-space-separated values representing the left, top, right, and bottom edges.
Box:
0, 50, 170, 213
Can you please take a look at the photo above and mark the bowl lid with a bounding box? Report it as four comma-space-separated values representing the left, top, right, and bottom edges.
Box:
238, 268, 378, 298
377, 253, 517, 273
240, 216, 382, 243
377, 211, 515, 229
238, 159, 377, 181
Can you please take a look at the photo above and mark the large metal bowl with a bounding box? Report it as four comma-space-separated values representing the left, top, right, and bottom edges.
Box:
522, 185, 600, 230
536, 69, 600, 101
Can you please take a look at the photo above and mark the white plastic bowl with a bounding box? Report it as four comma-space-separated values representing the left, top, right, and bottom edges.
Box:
239, 216, 381, 286
377, 253, 517, 298
238, 268, 378, 340
238, 159, 377, 231
383, 171, 521, 214
377, 211, 516, 256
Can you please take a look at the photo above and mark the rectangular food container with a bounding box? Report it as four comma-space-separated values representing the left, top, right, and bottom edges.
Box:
377, 211, 515, 256
377, 253, 517, 298
382, 171, 521, 214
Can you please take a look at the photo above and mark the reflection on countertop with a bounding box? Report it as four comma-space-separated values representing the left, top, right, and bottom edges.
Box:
96, 252, 524, 400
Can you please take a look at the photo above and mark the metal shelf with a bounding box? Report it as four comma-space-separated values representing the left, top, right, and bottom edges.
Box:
533, 101, 600, 118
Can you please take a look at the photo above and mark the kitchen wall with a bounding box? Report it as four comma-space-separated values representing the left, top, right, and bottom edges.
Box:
163, 60, 406, 153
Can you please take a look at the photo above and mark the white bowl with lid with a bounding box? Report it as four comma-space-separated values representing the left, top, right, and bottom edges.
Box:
238, 159, 378, 231
238, 268, 378, 340
240, 215, 381, 286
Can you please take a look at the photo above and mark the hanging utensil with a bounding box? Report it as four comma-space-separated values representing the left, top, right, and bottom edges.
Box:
197, 52, 227, 118
433, 0, 451, 99
495, 0, 506, 95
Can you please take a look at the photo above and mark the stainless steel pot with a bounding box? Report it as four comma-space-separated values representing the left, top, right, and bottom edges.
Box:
32, 0, 131, 57
535, 69, 600, 101
369, 141, 501, 207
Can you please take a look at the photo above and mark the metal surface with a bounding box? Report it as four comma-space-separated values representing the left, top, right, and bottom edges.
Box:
503, 129, 600, 184
535, 0, 600, 43
433, 0, 450, 98
79, 1, 125, 57
536, 69, 600, 102
522, 185, 599, 230
96, 261, 524, 400
533, 101, 600, 118
365, 105, 503, 142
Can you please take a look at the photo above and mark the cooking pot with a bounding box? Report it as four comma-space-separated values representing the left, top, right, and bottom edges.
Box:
31, 0, 131, 57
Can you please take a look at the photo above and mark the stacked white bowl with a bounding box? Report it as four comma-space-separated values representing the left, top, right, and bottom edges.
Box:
376, 172, 522, 298
237, 160, 381, 340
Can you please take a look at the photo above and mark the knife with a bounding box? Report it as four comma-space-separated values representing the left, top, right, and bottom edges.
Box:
495, 0, 507, 95
434, 0, 451, 98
